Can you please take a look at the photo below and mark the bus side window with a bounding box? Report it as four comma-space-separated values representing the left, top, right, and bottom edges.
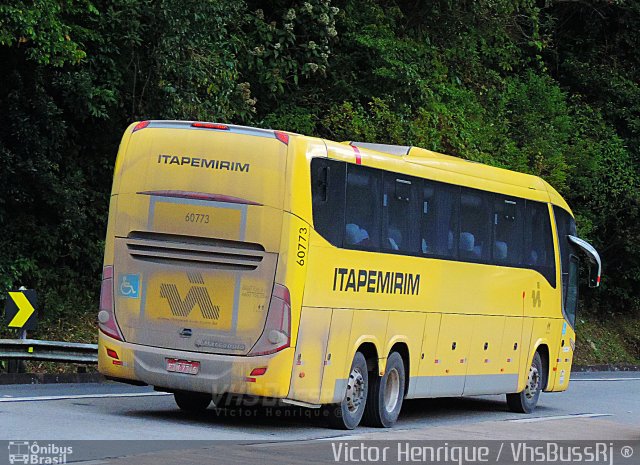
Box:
383, 174, 419, 253
311, 158, 346, 247
459, 188, 492, 262
422, 185, 436, 255
493, 196, 524, 265
345, 164, 382, 249
553, 205, 578, 314
565, 256, 580, 325
422, 181, 459, 258
524, 201, 556, 287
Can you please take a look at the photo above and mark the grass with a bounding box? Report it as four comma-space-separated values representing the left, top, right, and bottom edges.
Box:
574, 311, 640, 366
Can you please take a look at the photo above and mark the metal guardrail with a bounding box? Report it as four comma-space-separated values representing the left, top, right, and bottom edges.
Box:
0, 339, 98, 364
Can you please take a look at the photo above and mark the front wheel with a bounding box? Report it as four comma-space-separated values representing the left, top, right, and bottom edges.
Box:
507, 352, 543, 413
174, 390, 212, 412
363, 351, 405, 427
325, 351, 369, 430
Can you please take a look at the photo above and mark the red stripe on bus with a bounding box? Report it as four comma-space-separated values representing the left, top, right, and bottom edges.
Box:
352, 145, 362, 165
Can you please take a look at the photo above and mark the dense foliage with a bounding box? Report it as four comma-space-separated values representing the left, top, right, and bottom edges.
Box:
1, 0, 639, 321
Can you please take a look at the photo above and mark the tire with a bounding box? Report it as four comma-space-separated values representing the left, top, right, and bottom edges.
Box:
363, 351, 405, 427
174, 390, 212, 412
326, 351, 369, 430
507, 352, 544, 413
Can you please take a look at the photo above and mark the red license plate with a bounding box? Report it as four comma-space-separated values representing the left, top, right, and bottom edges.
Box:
166, 358, 200, 375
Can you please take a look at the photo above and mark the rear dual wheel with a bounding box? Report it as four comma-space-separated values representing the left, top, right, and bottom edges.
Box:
326, 351, 406, 429
363, 351, 405, 428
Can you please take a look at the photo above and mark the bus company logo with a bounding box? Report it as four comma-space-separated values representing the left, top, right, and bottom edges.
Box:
157, 154, 250, 173
333, 268, 421, 295
160, 272, 220, 320
532, 281, 542, 308
8, 441, 73, 464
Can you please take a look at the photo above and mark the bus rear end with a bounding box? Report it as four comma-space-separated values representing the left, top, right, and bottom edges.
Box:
98, 121, 297, 399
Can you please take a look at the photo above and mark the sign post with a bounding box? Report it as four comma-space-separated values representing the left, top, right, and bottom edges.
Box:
3, 286, 38, 373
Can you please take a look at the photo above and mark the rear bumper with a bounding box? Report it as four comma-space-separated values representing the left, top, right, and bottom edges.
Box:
98, 332, 294, 398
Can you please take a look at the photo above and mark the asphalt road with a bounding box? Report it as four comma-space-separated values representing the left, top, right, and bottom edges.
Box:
0, 372, 638, 464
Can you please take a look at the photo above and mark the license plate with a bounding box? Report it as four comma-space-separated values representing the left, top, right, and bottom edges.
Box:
165, 358, 200, 375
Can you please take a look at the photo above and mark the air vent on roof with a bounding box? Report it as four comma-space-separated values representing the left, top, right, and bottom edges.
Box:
349, 142, 411, 156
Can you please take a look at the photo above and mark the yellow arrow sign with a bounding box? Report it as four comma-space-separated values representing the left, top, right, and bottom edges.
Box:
7, 291, 36, 328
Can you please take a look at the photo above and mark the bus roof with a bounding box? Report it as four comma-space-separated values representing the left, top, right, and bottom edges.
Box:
333, 141, 573, 215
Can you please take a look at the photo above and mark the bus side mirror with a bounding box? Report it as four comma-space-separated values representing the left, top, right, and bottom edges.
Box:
568, 235, 601, 288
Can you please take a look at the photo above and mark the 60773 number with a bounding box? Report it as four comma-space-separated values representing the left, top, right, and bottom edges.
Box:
296, 227, 308, 266
185, 213, 210, 224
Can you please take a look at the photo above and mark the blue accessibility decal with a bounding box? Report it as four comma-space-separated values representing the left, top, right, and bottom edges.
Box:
118, 274, 140, 299
562, 322, 567, 336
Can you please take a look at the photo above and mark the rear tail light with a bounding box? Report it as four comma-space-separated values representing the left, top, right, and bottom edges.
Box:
248, 284, 291, 356
98, 266, 124, 341
250, 367, 268, 376
274, 131, 289, 145
132, 121, 150, 133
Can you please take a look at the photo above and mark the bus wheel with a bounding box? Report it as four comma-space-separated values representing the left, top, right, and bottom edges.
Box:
363, 351, 405, 427
174, 390, 212, 412
326, 351, 369, 430
507, 352, 543, 413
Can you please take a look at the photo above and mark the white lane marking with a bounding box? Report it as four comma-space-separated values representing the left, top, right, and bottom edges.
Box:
573, 377, 640, 381
0, 392, 171, 403
509, 413, 612, 423
319, 435, 364, 441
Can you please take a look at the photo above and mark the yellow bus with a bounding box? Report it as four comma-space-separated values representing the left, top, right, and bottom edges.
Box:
98, 120, 601, 429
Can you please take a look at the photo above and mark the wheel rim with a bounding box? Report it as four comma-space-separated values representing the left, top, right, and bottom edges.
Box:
346, 366, 366, 413
524, 363, 540, 400
384, 368, 400, 413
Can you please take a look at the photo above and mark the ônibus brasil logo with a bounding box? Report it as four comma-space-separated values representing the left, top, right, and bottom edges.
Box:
8, 441, 72, 465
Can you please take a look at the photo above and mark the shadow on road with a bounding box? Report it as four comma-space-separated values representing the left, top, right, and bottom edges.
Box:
116, 394, 556, 431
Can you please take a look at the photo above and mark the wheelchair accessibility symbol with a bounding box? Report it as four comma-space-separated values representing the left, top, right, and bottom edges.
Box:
119, 274, 140, 299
